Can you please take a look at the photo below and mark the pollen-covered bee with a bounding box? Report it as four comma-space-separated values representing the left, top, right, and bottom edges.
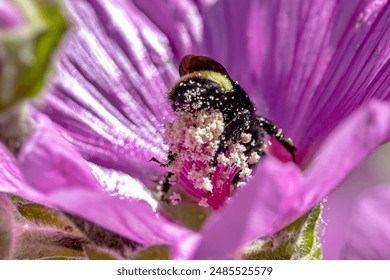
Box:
155, 55, 296, 209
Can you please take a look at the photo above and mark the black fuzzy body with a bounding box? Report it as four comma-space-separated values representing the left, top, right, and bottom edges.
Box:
169, 76, 266, 166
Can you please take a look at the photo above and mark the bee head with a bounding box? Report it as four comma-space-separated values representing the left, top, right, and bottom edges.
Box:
178, 55, 230, 77
168, 55, 234, 113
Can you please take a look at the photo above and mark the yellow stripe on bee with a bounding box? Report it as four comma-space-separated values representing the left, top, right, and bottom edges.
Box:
187, 71, 233, 92
167, 71, 233, 103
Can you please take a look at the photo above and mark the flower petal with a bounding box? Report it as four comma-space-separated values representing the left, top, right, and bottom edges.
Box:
343, 186, 390, 259
197, 0, 261, 94
46, 188, 198, 259
193, 100, 390, 259
37, 0, 182, 176
0, 143, 26, 194
18, 115, 101, 194
304, 101, 390, 207
193, 158, 303, 259
297, 1, 390, 152
259, 0, 390, 155
0, 143, 42, 203
198, 0, 390, 159
88, 162, 157, 207
12, 115, 199, 257
1, 139, 198, 259
131, 0, 204, 60
321, 142, 390, 259
19, 113, 159, 205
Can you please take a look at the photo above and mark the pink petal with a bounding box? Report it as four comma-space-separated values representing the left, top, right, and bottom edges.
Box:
198, 0, 262, 98
38, 0, 390, 172
0, 143, 26, 194
303, 101, 390, 206
131, 0, 203, 60
322, 143, 390, 259
18, 115, 101, 194
194, 100, 390, 259
46, 188, 198, 259
259, 0, 390, 157
0, 143, 41, 203
199, 0, 390, 161
297, 1, 390, 154
18, 113, 156, 204
343, 186, 390, 259
37, 0, 180, 176
88, 162, 158, 207
7, 115, 198, 256
193, 158, 303, 259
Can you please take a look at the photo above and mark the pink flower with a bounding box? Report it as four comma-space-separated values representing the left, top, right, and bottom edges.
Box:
1, 0, 389, 259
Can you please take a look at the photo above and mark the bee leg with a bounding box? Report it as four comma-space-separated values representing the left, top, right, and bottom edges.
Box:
149, 157, 167, 167
150, 151, 177, 167
157, 172, 174, 202
257, 117, 297, 163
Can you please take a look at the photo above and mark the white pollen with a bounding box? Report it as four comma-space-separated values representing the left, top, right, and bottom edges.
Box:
169, 192, 182, 205
239, 167, 252, 178
164, 103, 261, 198
164, 109, 225, 191
198, 198, 209, 208
241, 133, 252, 143
248, 152, 261, 165
202, 178, 213, 192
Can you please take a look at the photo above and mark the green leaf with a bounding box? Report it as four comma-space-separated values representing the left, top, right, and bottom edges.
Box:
16, 203, 83, 236
84, 245, 122, 260
0, 194, 16, 259
8, 194, 29, 203
67, 215, 171, 260
14, 227, 88, 259
242, 204, 323, 260
65, 213, 141, 257
130, 245, 171, 260
14, 1, 67, 102
0, 0, 68, 110
293, 204, 322, 259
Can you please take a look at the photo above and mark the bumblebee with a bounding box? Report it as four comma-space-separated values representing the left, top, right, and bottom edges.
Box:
156, 55, 296, 204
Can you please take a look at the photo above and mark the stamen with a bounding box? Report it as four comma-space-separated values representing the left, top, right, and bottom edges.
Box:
169, 192, 182, 205
162, 109, 260, 209
158, 55, 296, 210
198, 198, 210, 208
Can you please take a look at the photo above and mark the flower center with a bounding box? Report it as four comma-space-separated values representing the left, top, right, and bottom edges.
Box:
154, 55, 296, 210
162, 109, 261, 210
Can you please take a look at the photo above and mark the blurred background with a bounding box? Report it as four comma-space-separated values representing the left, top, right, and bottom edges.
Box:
323, 142, 390, 259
